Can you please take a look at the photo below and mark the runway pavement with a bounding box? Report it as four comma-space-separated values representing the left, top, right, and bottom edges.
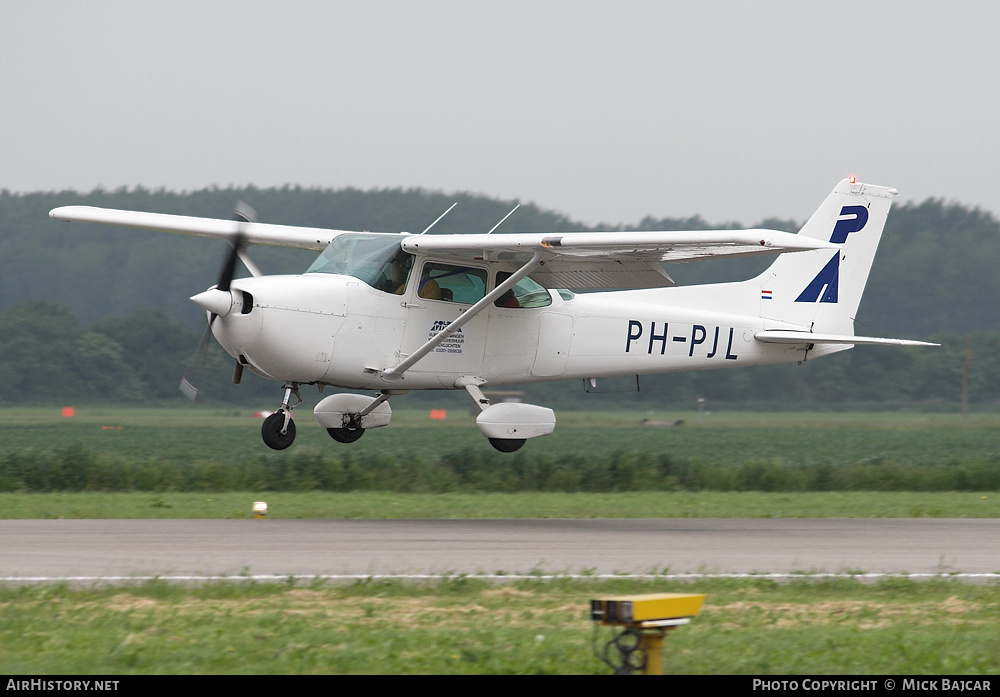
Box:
1, 519, 998, 582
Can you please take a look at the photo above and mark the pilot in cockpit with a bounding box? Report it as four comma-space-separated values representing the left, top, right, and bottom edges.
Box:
374, 249, 412, 294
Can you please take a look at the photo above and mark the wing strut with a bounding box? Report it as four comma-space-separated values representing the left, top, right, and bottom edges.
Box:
381, 251, 546, 381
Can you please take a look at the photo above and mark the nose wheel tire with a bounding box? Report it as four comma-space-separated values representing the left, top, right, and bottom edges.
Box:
262, 412, 296, 450
327, 427, 365, 443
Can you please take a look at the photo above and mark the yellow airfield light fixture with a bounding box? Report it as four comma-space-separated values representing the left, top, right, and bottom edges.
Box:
590, 592, 705, 675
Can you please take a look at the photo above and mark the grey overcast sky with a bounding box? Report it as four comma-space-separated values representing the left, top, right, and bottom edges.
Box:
2, 1, 998, 227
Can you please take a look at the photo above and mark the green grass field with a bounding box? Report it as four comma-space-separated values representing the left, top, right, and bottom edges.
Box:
1, 491, 996, 519
3, 407, 1000, 498
2, 408, 998, 674
1, 578, 997, 675
6, 406, 1000, 468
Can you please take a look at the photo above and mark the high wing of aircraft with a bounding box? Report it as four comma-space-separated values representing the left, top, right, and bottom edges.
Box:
50, 178, 936, 452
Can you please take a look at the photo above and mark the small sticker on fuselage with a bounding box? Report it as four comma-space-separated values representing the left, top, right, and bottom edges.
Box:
429, 319, 465, 354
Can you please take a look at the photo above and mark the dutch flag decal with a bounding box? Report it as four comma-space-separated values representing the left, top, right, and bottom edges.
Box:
761, 290, 773, 300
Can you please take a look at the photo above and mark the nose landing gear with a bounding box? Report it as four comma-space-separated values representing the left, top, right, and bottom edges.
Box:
261, 384, 301, 450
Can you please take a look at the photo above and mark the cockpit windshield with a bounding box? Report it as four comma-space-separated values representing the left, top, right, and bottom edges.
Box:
306, 233, 412, 294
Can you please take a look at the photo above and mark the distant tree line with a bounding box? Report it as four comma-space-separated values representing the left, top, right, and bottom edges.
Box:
0, 301, 259, 405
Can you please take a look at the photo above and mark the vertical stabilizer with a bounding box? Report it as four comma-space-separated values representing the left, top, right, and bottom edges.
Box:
755, 179, 896, 335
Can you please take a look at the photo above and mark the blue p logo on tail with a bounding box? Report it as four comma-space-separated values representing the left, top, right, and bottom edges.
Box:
830, 205, 868, 243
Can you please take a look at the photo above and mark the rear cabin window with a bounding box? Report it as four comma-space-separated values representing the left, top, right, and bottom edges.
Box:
494, 272, 553, 308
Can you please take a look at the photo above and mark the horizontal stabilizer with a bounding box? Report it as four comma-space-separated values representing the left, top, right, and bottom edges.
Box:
755, 330, 938, 347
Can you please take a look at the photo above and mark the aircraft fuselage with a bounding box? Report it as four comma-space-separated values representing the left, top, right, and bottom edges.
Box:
214, 269, 809, 392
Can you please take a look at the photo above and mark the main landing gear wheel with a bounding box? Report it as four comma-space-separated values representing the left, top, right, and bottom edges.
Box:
327, 427, 365, 443
488, 437, 525, 453
262, 412, 296, 450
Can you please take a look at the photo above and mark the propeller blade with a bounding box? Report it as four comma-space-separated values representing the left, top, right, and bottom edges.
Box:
177, 201, 258, 400
179, 321, 214, 401
217, 201, 257, 291
179, 376, 199, 402
233, 200, 257, 224
216, 236, 242, 293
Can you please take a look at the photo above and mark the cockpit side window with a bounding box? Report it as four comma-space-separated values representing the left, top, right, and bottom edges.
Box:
417, 262, 487, 304
306, 233, 412, 294
494, 272, 553, 308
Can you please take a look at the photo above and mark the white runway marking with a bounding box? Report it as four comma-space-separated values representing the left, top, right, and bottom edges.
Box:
1, 573, 996, 584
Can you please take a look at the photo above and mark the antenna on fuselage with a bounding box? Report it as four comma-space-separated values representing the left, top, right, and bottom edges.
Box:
486, 204, 520, 234
419, 202, 457, 235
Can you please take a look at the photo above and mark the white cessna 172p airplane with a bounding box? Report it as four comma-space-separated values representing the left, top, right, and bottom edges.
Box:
50, 178, 934, 452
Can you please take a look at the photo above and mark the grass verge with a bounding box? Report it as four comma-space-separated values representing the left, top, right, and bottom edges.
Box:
1, 577, 997, 674
1, 491, 997, 519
